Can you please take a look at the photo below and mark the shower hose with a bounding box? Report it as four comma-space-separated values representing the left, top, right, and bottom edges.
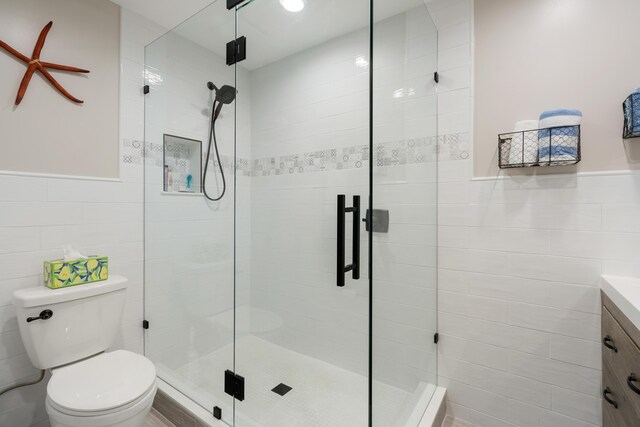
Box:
203, 100, 226, 201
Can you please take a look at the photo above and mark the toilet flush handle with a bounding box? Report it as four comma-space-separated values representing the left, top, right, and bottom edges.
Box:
26, 309, 53, 323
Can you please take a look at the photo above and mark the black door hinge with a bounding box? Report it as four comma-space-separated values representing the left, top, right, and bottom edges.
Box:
434, 332, 439, 344
143, 85, 150, 94
227, 0, 245, 9
213, 406, 222, 420
434, 72, 439, 83
224, 370, 245, 401
227, 36, 247, 66
143, 320, 149, 329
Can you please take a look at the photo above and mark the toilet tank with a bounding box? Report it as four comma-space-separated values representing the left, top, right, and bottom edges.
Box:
12, 276, 128, 369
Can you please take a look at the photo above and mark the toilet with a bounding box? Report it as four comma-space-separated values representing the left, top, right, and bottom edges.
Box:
12, 276, 157, 427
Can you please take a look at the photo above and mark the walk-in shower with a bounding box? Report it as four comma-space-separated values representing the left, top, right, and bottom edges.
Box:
144, 0, 439, 425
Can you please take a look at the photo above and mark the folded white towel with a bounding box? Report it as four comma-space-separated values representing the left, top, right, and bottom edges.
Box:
514, 120, 539, 132
509, 120, 539, 165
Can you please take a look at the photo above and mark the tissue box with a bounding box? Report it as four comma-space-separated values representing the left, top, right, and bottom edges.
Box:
44, 256, 109, 289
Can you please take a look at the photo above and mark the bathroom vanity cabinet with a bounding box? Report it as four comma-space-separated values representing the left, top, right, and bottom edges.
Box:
601, 291, 640, 426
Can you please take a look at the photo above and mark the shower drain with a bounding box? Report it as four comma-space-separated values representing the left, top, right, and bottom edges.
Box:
271, 383, 293, 396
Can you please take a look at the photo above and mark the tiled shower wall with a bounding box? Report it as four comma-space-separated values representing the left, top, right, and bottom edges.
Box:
142, 27, 253, 376
0, 9, 159, 426
248, 5, 441, 400
248, 12, 371, 377
434, 0, 633, 426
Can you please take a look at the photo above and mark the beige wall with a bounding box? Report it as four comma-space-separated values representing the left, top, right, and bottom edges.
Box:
0, 0, 119, 178
474, 0, 640, 177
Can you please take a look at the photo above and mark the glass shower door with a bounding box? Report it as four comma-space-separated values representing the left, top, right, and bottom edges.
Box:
231, 0, 439, 425
371, 1, 439, 426
144, 1, 237, 425
232, 0, 371, 425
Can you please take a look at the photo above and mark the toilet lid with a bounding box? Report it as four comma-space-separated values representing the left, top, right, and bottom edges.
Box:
48, 350, 156, 413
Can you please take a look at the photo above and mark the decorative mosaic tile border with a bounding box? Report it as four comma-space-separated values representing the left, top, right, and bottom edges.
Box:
120, 133, 469, 177
121, 140, 252, 177
252, 133, 470, 176
438, 132, 471, 161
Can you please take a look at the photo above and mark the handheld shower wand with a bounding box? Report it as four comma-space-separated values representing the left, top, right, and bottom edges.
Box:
203, 81, 236, 201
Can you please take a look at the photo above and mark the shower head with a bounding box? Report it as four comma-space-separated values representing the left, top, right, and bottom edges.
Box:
216, 85, 236, 105
207, 82, 236, 105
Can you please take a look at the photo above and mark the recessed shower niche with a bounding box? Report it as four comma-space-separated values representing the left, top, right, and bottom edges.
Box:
163, 134, 202, 193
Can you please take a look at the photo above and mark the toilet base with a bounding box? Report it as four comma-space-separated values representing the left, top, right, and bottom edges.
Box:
46, 383, 156, 427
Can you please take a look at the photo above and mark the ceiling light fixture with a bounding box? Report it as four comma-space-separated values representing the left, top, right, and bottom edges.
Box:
280, 0, 304, 13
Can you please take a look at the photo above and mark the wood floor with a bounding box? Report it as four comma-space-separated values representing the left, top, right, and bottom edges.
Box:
144, 409, 176, 427
144, 401, 468, 427
145, 411, 471, 427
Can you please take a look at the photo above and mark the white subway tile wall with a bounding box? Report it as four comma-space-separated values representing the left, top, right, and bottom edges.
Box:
247, 9, 440, 419
433, 1, 612, 426
0, 10, 161, 426
142, 18, 252, 389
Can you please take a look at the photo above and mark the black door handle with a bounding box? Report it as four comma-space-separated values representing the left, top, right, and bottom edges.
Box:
337, 195, 360, 287
603, 387, 618, 408
603, 335, 618, 352
628, 373, 640, 395
27, 309, 53, 323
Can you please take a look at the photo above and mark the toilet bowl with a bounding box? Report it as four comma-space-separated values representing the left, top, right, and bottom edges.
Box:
12, 276, 157, 427
46, 350, 157, 427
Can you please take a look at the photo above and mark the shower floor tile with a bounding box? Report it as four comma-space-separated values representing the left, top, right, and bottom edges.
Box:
157, 335, 432, 427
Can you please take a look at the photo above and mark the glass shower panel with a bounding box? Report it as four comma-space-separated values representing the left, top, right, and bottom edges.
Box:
234, 0, 371, 425
371, 2, 438, 426
143, 0, 439, 424
144, 1, 237, 424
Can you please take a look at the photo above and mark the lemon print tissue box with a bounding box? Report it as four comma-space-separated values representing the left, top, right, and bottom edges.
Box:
44, 256, 109, 289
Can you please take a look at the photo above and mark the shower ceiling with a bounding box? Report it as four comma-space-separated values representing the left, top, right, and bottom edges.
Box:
112, 0, 432, 70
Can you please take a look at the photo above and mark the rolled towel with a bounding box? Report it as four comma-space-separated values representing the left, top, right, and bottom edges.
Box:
538, 109, 582, 164
538, 145, 578, 161
539, 108, 583, 121
514, 120, 539, 131
539, 114, 582, 129
508, 120, 539, 165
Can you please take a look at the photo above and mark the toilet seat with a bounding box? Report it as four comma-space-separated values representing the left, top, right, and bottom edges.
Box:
47, 350, 156, 416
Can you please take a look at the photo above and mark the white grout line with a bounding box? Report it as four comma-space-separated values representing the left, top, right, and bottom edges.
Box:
472, 168, 640, 182
0, 170, 122, 182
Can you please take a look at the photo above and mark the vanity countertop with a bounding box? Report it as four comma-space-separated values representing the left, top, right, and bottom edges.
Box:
602, 275, 640, 331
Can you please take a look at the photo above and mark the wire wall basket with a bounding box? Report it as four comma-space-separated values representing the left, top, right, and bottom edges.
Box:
623, 93, 640, 139
498, 125, 581, 169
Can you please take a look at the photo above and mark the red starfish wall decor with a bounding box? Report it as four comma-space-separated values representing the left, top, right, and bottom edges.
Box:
0, 21, 90, 106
